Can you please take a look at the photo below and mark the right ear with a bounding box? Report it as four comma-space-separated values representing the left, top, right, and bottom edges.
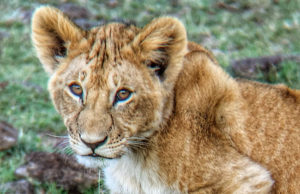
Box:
31, 6, 85, 75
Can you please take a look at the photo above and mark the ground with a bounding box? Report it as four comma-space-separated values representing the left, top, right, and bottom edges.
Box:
0, 0, 299, 193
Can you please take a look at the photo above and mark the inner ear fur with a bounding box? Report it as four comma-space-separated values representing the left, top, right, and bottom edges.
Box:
31, 6, 85, 74
132, 17, 187, 88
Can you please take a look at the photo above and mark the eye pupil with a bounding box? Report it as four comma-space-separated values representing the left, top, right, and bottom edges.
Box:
114, 89, 132, 104
117, 90, 130, 100
69, 83, 83, 97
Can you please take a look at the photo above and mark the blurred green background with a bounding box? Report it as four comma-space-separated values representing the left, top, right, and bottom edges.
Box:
0, 0, 299, 193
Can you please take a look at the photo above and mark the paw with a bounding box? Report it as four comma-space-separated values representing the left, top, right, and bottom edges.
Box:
223, 159, 274, 194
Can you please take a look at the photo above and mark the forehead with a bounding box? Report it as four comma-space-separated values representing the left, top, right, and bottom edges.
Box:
86, 24, 139, 86
60, 23, 142, 87
87, 23, 138, 66
86, 57, 141, 89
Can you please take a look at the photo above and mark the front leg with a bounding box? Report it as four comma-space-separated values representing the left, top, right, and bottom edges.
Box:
220, 157, 274, 194
187, 150, 274, 194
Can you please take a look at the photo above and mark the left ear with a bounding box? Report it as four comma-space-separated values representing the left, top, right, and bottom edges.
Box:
131, 17, 187, 89
31, 6, 85, 75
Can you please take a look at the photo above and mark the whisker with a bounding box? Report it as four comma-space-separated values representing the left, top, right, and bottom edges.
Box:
63, 146, 74, 155
55, 139, 69, 145
128, 141, 148, 145
53, 140, 69, 151
127, 141, 148, 150
127, 142, 148, 147
44, 133, 69, 139
128, 139, 148, 143
127, 136, 149, 141
129, 145, 146, 151
53, 144, 69, 153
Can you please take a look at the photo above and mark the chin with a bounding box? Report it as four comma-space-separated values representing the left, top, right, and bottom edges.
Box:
76, 155, 110, 169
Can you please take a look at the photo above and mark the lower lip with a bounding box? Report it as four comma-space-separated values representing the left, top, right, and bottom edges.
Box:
87, 153, 101, 157
83, 154, 115, 160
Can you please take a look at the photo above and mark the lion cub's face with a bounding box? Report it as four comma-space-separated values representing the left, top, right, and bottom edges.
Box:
32, 7, 186, 161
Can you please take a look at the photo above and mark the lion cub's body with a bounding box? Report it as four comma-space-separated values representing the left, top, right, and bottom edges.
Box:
32, 7, 300, 193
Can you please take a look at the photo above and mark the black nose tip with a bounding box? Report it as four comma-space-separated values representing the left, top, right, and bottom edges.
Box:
80, 135, 108, 151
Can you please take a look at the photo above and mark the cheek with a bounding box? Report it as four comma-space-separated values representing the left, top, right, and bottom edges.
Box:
119, 95, 158, 133
52, 90, 79, 115
135, 97, 156, 120
50, 88, 82, 137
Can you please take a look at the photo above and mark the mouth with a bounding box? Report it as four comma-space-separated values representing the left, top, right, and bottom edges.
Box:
87, 153, 101, 157
82, 153, 116, 160
69, 135, 127, 161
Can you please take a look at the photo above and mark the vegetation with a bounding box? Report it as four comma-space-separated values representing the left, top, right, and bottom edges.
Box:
0, 0, 299, 193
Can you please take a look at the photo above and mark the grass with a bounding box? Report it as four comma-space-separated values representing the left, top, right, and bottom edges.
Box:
0, 0, 299, 193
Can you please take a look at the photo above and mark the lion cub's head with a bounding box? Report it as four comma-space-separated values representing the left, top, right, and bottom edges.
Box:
32, 6, 187, 163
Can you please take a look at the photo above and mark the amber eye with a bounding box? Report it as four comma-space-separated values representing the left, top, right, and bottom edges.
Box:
115, 89, 132, 103
69, 83, 83, 98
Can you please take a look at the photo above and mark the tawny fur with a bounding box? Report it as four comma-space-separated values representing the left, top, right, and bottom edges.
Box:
32, 6, 300, 194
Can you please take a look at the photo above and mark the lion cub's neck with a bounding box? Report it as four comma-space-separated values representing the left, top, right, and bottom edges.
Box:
103, 151, 179, 193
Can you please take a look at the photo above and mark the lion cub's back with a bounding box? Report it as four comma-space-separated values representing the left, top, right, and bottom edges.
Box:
237, 79, 300, 193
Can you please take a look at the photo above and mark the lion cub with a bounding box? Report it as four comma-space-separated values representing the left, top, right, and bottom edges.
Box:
32, 6, 299, 193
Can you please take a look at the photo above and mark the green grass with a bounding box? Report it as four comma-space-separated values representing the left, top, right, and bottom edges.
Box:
0, 0, 299, 193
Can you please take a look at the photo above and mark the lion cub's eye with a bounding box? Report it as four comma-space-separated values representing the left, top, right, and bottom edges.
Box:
115, 89, 132, 104
69, 83, 83, 98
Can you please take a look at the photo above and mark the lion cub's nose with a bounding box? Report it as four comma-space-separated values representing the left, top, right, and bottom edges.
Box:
80, 134, 108, 151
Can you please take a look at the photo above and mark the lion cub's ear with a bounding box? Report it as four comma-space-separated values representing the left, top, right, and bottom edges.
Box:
31, 6, 85, 75
132, 17, 187, 89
